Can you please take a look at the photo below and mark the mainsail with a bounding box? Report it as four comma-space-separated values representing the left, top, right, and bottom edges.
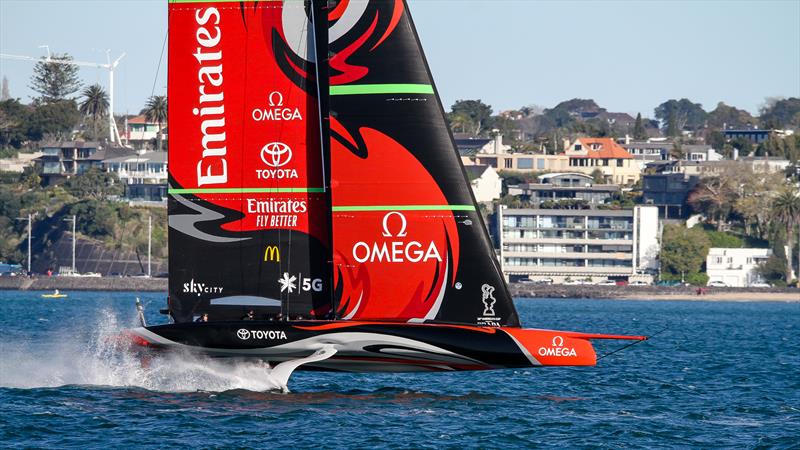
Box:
326, 0, 520, 326
167, 0, 330, 322
166, 0, 519, 327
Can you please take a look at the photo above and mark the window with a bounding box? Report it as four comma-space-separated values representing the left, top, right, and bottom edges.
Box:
715, 257, 723, 264
575, 144, 582, 151
518, 158, 533, 169
504, 159, 513, 169
537, 159, 546, 169
616, 159, 624, 167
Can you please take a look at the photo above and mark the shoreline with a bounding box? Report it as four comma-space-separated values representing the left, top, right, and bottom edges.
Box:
0, 277, 796, 302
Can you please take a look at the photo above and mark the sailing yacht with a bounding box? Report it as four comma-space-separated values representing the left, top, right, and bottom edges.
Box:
127, 0, 645, 383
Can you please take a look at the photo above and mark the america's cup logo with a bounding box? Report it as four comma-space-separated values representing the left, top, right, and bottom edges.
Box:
260, 142, 293, 168
481, 284, 496, 316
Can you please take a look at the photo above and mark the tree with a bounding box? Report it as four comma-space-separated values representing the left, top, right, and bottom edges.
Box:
590, 168, 605, 184
760, 97, 800, 129
0, 99, 31, 148
770, 185, 800, 285
706, 102, 757, 130
29, 54, 82, 103
633, 113, 647, 140
142, 95, 168, 151
654, 99, 707, 136
25, 100, 81, 141
688, 175, 738, 231
660, 224, 711, 284
79, 84, 109, 140
733, 169, 783, 239
450, 100, 492, 135
64, 168, 123, 200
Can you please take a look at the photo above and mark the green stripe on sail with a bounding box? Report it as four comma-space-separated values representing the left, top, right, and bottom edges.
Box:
329, 84, 434, 96
169, 187, 325, 194
332, 205, 475, 212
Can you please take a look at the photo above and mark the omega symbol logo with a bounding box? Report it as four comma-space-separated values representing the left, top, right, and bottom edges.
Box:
237, 329, 251, 340
382, 211, 408, 237
552, 336, 564, 347
268, 91, 284, 106
260, 142, 293, 168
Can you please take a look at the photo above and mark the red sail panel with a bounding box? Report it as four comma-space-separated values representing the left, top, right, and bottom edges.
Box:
168, 1, 329, 322
328, 0, 519, 326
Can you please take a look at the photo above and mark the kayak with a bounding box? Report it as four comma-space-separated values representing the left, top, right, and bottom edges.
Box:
41, 293, 67, 298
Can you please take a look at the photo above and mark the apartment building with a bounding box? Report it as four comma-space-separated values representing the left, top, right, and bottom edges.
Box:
498, 205, 659, 283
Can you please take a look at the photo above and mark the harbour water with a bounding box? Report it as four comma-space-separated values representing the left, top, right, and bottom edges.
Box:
0, 291, 798, 448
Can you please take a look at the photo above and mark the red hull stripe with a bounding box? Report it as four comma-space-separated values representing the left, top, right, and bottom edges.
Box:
293, 321, 498, 334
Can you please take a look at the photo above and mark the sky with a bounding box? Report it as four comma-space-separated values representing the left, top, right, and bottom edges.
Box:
1, 0, 798, 118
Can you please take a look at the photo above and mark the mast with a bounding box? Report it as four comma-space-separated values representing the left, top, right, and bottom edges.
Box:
63, 214, 76, 274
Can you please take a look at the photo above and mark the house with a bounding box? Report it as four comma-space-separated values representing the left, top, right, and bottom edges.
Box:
464, 165, 502, 203
706, 248, 772, 287
622, 141, 671, 163
123, 115, 167, 150
564, 138, 641, 185
455, 134, 510, 157
642, 173, 700, 219
507, 172, 620, 207
723, 128, 794, 144
102, 151, 168, 201
684, 145, 724, 162
0, 151, 42, 173
35, 141, 135, 185
498, 205, 659, 284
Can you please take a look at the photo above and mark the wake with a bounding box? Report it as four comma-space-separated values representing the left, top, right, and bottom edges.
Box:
0, 309, 284, 392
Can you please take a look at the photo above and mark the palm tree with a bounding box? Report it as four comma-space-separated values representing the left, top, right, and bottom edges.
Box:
79, 84, 109, 140
141, 95, 167, 151
770, 186, 800, 286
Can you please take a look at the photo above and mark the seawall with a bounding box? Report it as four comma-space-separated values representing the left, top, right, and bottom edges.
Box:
0, 276, 167, 292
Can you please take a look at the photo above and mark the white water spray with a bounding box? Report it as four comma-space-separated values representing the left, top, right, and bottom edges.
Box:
0, 309, 285, 392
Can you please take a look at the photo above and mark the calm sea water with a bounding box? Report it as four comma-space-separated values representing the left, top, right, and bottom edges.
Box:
0, 291, 798, 448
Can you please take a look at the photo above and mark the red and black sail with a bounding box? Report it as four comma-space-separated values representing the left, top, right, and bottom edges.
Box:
327, 0, 520, 327
167, 0, 330, 322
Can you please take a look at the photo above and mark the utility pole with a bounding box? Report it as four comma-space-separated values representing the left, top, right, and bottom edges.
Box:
16, 213, 35, 275
63, 215, 76, 274
147, 215, 152, 278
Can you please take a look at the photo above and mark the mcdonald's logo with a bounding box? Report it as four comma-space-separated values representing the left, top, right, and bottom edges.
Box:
264, 245, 281, 262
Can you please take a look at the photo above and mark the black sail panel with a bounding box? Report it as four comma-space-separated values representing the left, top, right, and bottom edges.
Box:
327, 0, 519, 327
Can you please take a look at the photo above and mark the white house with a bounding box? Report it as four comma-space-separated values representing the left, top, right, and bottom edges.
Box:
465, 164, 502, 203
706, 248, 772, 287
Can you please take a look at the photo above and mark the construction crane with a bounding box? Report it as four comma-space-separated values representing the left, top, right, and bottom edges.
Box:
0, 46, 126, 146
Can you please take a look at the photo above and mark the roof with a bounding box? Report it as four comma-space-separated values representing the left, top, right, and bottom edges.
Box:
127, 115, 159, 125
464, 164, 491, 181
103, 151, 167, 164
40, 141, 100, 149
455, 138, 493, 156
87, 147, 137, 161
538, 172, 593, 182
573, 138, 634, 159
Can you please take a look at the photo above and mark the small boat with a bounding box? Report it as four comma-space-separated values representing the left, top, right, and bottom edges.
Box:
41, 290, 67, 299
125, 0, 647, 391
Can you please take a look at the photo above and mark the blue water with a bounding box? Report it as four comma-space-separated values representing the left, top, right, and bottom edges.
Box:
0, 291, 798, 448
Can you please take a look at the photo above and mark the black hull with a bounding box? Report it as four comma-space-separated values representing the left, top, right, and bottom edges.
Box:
128, 321, 642, 372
